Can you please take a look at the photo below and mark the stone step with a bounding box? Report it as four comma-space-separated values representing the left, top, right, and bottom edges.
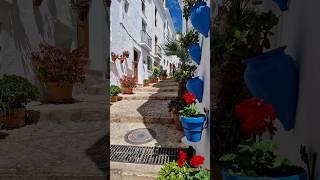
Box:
111, 100, 172, 124
26, 94, 107, 124
135, 86, 176, 93
152, 82, 178, 87
111, 162, 160, 180
120, 92, 177, 101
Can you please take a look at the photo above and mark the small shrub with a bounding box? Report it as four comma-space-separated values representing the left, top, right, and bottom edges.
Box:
0, 75, 38, 111
110, 85, 121, 97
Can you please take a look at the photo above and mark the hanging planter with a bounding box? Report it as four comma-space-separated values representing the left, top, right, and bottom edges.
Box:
188, 43, 201, 65
111, 52, 118, 62
33, 0, 43, 7
272, 0, 288, 11
186, 77, 204, 102
180, 116, 205, 142
190, 1, 210, 37
242, 46, 298, 130
123, 50, 130, 58
119, 55, 126, 64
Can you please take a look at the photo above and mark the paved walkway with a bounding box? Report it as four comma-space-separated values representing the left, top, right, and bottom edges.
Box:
0, 73, 108, 179
110, 79, 185, 179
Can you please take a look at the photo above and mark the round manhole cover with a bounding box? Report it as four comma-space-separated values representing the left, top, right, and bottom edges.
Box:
124, 128, 156, 145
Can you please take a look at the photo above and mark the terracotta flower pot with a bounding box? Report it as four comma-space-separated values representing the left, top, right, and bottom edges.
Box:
0, 108, 26, 128
111, 96, 118, 102
122, 87, 133, 94
45, 82, 74, 103
111, 52, 118, 62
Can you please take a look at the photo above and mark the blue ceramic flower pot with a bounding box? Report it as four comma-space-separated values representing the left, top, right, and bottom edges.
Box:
222, 168, 307, 180
190, 1, 210, 37
272, 0, 288, 11
188, 43, 201, 65
186, 77, 204, 102
180, 116, 205, 142
243, 46, 298, 130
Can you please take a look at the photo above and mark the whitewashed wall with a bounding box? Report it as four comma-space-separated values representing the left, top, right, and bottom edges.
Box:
181, 1, 211, 169
259, 1, 320, 178
0, 0, 107, 81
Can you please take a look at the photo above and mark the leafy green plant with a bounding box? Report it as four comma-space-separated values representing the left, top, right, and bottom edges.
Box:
143, 79, 149, 85
177, 65, 197, 81
0, 75, 38, 111
181, 30, 199, 49
164, 41, 189, 64
152, 67, 160, 78
219, 139, 297, 177
179, 104, 203, 117
160, 69, 168, 77
110, 85, 121, 97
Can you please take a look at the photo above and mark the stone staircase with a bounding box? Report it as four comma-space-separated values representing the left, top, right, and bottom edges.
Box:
110, 79, 185, 179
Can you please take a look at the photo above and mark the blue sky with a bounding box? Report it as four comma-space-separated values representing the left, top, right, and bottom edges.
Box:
166, 0, 182, 33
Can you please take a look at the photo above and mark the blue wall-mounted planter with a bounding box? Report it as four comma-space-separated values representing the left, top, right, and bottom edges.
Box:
243, 46, 298, 130
222, 168, 307, 180
272, 0, 288, 11
188, 43, 201, 65
180, 116, 205, 142
190, 1, 210, 37
186, 77, 204, 102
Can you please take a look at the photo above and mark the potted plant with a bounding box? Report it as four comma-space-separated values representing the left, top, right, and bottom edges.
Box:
0, 75, 38, 128
152, 67, 160, 82
168, 97, 187, 130
110, 85, 121, 102
179, 92, 206, 142
159, 69, 168, 80
158, 150, 210, 179
183, 0, 210, 37
143, 79, 149, 87
120, 75, 136, 94
32, 43, 86, 104
181, 30, 201, 65
219, 98, 307, 180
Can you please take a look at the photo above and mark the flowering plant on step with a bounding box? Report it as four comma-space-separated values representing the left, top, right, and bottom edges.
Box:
157, 150, 210, 179
219, 98, 306, 179
120, 75, 136, 88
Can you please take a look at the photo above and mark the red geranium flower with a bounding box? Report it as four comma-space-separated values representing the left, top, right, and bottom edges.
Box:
235, 98, 277, 135
183, 92, 196, 104
190, 155, 205, 167
177, 158, 186, 167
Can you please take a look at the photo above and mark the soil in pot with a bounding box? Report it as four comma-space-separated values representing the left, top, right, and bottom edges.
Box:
45, 82, 74, 104
1, 108, 26, 128
122, 87, 134, 94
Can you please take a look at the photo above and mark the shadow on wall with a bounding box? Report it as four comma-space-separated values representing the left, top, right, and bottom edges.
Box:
0, 0, 32, 77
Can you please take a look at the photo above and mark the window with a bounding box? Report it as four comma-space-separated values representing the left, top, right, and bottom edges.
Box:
147, 56, 152, 70
155, 8, 157, 27
141, 0, 146, 15
142, 20, 147, 32
124, 0, 129, 13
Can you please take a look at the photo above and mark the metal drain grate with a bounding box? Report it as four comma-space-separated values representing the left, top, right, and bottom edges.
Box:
110, 145, 186, 165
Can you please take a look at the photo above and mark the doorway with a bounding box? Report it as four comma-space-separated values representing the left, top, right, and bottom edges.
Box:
134, 50, 139, 82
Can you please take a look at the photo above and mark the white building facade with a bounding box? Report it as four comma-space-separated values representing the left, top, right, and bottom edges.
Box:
0, 0, 108, 81
110, 0, 180, 86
